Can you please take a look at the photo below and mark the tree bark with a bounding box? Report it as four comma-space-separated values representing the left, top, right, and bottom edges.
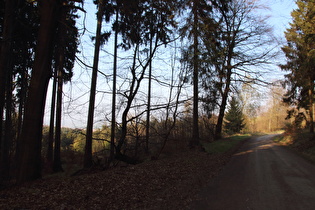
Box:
16, 0, 59, 183
53, 65, 64, 172
215, 21, 235, 140
309, 77, 314, 133
145, 22, 153, 154
215, 75, 231, 139
47, 70, 57, 168
2, 58, 13, 181
0, 0, 15, 180
191, 0, 200, 147
110, 11, 118, 163
16, 67, 28, 148
84, 1, 104, 168
52, 2, 69, 173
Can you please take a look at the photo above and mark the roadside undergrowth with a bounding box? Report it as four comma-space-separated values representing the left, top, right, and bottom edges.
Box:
202, 134, 252, 155
274, 130, 315, 162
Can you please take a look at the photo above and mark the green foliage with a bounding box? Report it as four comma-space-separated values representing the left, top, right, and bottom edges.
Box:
113, 0, 179, 50
280, 0, 315, 109
202, 134, 250, 154
72, 132, 86, 152
180, 0, 227, 87
42, 125, 110, 154
52, 1, 79, 83
224, 96, 245, 134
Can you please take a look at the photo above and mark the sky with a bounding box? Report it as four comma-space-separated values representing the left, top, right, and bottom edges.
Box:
264, 0, 296, 35
43, 0, 297, 129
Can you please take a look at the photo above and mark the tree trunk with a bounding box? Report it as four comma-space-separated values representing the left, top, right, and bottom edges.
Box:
47, 70, 57, 168
84, 1, 104, 168
16, 68, 28, 147
191, 0, 200, 147
52, 2, 68, 173
116, 89, 137, 164
309, 78, 314, 133
215, 65, 232, 139
115, 44, 151, 164
145, 23, 153, 154
0, 0, 15, 179
53, 65, 64, 172
215, 28, 235, 139
215, 86, 229, 139
1, 58, 13, 182
110, 11, 118, 163
16, 0, 59, 183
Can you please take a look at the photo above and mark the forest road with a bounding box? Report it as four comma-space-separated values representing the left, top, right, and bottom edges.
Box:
190, 134, 315, 210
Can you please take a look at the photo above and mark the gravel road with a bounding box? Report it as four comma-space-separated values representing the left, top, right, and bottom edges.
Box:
191, 134, 315, 210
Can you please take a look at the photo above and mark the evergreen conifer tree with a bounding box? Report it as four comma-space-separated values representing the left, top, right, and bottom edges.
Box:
224, 96, 245, 134
280, 0, 315, 133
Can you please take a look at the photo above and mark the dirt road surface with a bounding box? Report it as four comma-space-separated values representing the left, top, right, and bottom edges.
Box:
190, 135, 315, 210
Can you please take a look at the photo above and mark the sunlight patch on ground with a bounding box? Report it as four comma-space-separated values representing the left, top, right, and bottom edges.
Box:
257, 143, 275, 149
234, 150, 254, 156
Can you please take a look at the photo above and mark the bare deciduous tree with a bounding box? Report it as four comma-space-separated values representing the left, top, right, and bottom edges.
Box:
201, 0, 277, 139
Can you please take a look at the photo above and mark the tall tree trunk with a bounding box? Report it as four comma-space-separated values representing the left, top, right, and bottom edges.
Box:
191, 0, 200, 147
215, 29, 235, 139
110, 11, 118, 163
47, 70, 57, 168
53, 65, 64, 172
215, 53, 233, 139
16, 68, 28, 147
145, 23, 153, 154
2, 58, 13, 181
84, 1, 104, 168
0, 0, 15, 179
52, 2, 68, 173
309, 77, 314, 133
215, 79, 231, 139
16, 0, 59, 183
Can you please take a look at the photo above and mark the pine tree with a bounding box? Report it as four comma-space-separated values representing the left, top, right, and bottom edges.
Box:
280, 0, 315, 133
224, 96, 245, 134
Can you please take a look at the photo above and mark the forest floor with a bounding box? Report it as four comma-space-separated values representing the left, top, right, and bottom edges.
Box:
0, 138, 248, 210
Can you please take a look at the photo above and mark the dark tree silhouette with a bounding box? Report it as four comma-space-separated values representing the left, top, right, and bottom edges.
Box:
16, 0, 61, 183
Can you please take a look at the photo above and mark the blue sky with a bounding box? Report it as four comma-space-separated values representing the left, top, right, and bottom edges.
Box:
265, 0, 296, 35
